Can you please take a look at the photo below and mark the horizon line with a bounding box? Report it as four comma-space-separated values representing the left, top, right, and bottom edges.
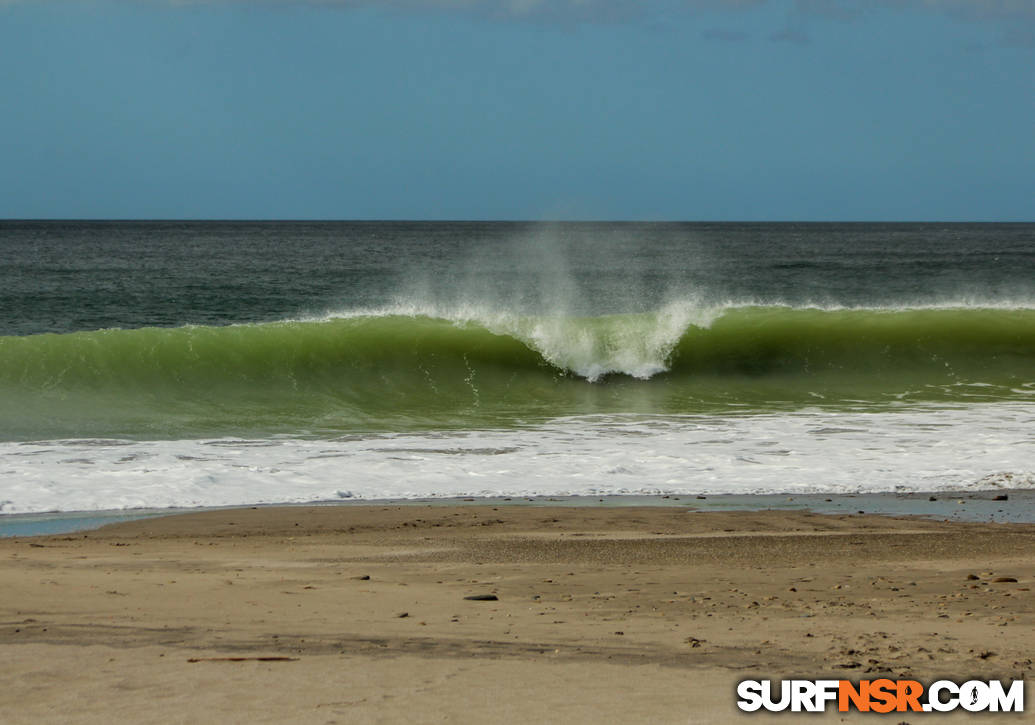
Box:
2, 218, 1032, 224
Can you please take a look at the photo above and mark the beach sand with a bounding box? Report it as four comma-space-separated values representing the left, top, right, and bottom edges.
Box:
2, 504, 1033, 723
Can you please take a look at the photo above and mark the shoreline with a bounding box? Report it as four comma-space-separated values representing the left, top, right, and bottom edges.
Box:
2, 488, 1031, 538
3, 502, 1034, 722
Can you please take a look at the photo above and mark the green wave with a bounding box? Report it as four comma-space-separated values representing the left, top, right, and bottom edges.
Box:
672, 306, 1035, 376
1, 306, 1032, 440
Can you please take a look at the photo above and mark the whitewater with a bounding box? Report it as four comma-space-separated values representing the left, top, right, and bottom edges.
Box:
2, 404, 1033, 514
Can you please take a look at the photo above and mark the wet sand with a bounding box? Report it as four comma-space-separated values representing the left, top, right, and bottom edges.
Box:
2, 504, 1034, 723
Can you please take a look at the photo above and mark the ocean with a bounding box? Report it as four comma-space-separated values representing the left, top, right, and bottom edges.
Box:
1, 220, 1033, 514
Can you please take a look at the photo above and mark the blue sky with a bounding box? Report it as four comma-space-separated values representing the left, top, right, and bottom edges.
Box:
1, 1, 1032, 220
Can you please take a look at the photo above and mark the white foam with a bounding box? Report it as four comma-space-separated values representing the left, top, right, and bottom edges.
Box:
311, 299, 723, 380
2, 403, 1033, 514
311, 298, 1035, 325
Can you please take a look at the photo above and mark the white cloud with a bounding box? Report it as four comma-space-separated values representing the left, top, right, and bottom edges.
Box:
6, 0, 1034, 43
801, 1, 1035, 45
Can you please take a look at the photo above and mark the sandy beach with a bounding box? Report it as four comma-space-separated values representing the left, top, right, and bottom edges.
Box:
2, 504, 1034, 723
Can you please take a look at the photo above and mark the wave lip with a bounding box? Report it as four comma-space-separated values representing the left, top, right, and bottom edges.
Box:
482, 301, 714, 381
